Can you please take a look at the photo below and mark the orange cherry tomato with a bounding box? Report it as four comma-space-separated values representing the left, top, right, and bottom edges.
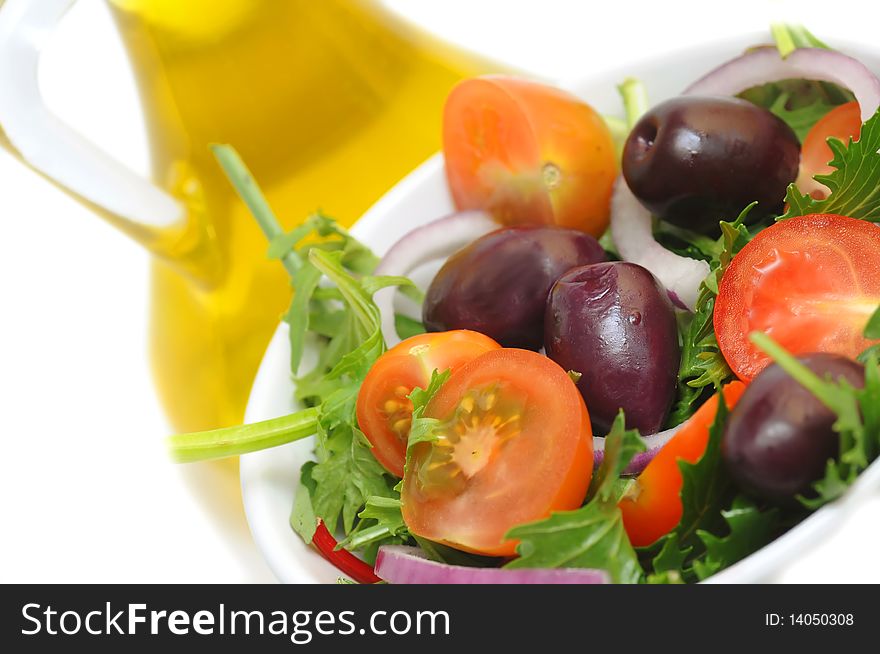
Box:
402, 348, 593, 556
442, 76, 617, 236
619, 382, 746, 548
714, 213, 880, 382
795, 101, 861, 200
356, 330, 500, 477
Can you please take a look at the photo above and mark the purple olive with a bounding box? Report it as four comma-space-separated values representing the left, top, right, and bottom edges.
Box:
544, 262, 680, 434
423, 226, 607, 349
622, 95, 800, 233
722, 354, 864, 505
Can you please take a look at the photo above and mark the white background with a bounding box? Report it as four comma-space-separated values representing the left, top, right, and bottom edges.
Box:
1, 0, 878, 583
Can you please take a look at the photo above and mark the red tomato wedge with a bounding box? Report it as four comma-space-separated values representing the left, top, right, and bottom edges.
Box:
619, 382, 746, 548
795, 102, 861, 200
442, 76, 617, 236
714, 213, 880, 382
401, 348, 593, 556
356, 330, 500, 477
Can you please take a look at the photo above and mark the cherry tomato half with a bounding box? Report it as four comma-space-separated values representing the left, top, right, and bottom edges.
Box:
442, 76, 617, 236
795, 102, 861, 200
619, 382, 746, 548
402, 348, 593, 556
356, 330, 500, 477
714, 213, 880, 382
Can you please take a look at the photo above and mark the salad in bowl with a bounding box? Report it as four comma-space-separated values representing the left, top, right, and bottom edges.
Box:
170, 25, 880, 584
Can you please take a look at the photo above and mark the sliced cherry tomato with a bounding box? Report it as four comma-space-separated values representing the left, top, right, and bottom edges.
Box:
795, 101, 861, 200
714, 213, 880, 382
401, 348, 593, 556
442, 76, 617, 236
357, 330, 500, 477
619, 382, 746, 548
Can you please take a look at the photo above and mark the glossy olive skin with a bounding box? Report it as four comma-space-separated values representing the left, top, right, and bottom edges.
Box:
722, 354, 864, 505
423, 226, 607, 349
544, 262, 680, 434
622, 95, 800, 233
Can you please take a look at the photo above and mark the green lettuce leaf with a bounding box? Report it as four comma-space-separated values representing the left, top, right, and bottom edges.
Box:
692, 496, 779, 580
646, 388, 735, 580
289, 461, 318, 544
208, 145, 418, 548
781, 109, 880, 221
504, 412, 646, 584
768, 93, 837, 142
336, 496, 410, 560
668, 206, 753, 427
864, 306, 880, 340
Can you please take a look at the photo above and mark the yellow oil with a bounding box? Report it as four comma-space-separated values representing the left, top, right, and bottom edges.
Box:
106, 0, 500, 433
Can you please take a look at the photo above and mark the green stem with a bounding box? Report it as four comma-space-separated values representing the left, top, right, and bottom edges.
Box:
309, 249, 376, 334
603, 114, 629, 163
618, 78, 649, 130
770, 23, 797, 58
772, 23, 830, 58
654, 219, 719, 255
211, 144, 300, 277
167, 406, 319, 463
603, 115, 628, 141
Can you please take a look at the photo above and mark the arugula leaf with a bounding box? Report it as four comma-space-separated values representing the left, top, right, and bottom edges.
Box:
648, 535, 691, 577
865, 306, 880, 340
336, 496, 410, 557
858, 344, 880, 366
290, 462, 319, 544
504, 412, 646, 584
199, 145, 420, 549
335, 370, 451, 559
780, 108, 880, 221
750, 332, 880, 508
405, 370, 452, 452
647, 389, 733, 579
394, 314, 426, 340
668, 206, 753, 427
768, 93, 837, 142
673, 392, 731, 546
311, 420, 397, 533
744, 25, 849, 139
692, 496, 779, 581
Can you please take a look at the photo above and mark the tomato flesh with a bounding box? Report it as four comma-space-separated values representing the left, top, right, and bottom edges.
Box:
714, 213, 880, 382
356, 330, 501, 477
402, 348, 593, 556
796, 102, 861, 200
619, 382, 746, 548
443, 76, 617, 236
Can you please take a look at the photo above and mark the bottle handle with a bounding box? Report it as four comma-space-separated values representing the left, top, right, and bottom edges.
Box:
0, 0, 185, 232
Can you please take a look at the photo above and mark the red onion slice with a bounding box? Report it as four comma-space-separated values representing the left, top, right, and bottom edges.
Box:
610, 177, 710, 310
613, 47, 880, 310
592, 421, 685, 476
374, 211, 497, 347
685, 47, 880, 121
376, 546, 610, 584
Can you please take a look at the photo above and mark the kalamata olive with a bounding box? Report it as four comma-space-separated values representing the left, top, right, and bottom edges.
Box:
423, 226, 607, 349
722, 353, 864, 505
622, 95, 800, 233
544, 261, 680, 434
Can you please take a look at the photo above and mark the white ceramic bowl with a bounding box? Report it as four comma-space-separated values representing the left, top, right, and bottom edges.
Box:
240, 32, 880, 584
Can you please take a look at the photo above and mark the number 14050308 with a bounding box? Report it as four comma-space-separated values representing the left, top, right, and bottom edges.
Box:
765, 613, 854, 627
